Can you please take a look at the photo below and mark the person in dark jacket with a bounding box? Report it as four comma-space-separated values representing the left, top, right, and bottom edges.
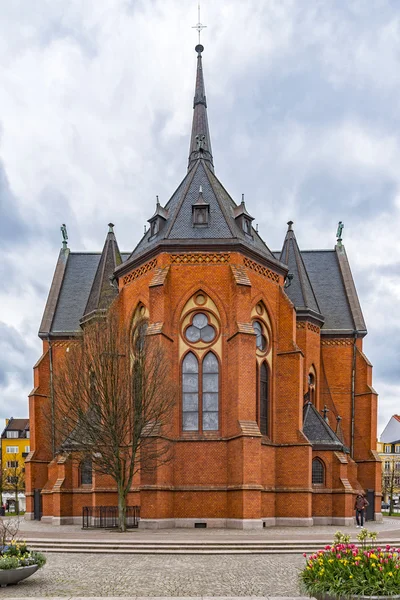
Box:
354, 493, 369, 527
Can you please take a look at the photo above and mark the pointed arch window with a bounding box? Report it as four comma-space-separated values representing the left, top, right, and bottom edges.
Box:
202, 352, 219, 430
80, 457, 93, 485
260, 362, 269, 436
312, 458, 324, 485
182, 351, 219, 432
182, 353, 199, 431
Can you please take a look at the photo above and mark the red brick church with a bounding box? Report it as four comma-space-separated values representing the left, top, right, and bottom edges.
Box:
26, 44, 381, 528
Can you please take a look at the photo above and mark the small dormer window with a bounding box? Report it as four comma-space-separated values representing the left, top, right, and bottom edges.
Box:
233, 194, 254, 238
150, 219, 159, 237
192, 186, 210, 228
148, 196, 168, 241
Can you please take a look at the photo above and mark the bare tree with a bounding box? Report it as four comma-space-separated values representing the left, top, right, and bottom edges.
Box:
4, 454, 25, 514
382, 458, 400, 516
52, 312, 176, 532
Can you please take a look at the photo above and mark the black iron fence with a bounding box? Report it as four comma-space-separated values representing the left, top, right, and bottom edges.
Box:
82, 505, 140, 529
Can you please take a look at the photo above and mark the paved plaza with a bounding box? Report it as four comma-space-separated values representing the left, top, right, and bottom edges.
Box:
1, 517, 400, 597
0, 552, 306, 598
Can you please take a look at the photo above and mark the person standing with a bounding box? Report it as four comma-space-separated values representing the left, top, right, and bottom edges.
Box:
354, 493, 369, 527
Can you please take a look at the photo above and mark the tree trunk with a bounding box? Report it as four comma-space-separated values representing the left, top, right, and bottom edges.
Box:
118, 484, 127, 532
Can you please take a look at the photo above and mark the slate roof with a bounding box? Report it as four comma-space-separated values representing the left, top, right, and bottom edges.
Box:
119, 45, 282, 273
40, 252, 130, 337
122, 159, 280, 268
303, 402, 347, 451
81, 225, 122, 324
39, 44, 367, 340
279, 223, 323, 324
274, 247, 366, 334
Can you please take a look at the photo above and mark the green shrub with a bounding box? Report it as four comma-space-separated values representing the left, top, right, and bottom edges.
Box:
0, 555, 20, 570
300, 530, 400, 597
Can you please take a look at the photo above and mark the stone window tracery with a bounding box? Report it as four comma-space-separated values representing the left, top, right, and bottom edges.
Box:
182, 351, 219, 432
185, 313, 216, 344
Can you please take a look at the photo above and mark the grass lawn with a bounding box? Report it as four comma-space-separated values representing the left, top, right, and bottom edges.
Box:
382, 511, 400, 517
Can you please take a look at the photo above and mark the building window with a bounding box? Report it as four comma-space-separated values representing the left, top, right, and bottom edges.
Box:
312, 458, 325, 485
26, 430, 30, 438
259, 362, 269, 436
385, 445, 392, 453
202, 352, 219, 431
6, 447, 18, 454
6, 476, 18, 485
25, 446, 30, 453
395, 446, 400, 454
182, 351, 219, 432
185, 313, 216, 344
6, 431, 18, 439
182, 352, 199, 431
6, 461, 18, 468
80, 457, 93, 485
253, 321, 267, 352
385, 461, 391, 471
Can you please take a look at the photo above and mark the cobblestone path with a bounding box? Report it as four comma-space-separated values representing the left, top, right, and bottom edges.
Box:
0, 553, 305, 597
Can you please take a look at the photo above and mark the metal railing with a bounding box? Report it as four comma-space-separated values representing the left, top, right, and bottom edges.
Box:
82, 505, 140, 529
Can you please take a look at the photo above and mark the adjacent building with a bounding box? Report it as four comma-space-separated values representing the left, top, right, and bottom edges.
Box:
378, 416, 400, 504
1, 417, 30, 512
26, 43, 381, 527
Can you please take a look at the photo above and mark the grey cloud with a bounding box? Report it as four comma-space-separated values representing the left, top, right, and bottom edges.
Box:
0, 161, 30, 247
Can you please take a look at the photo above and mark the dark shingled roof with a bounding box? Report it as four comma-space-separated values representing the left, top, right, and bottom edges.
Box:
81, 225, 122, 323
279, 223, 323, 323
302, 250, 357, 333
39, 46, 367, 341
1, 418, 29, 438
42, 253, 130, 337
125, 159, 279, 265
303, 402, 346, 451
275, 247, 365, 334
121, 44, 282, 271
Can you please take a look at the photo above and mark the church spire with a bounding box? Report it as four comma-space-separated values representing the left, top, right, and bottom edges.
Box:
188, 44, 214, 172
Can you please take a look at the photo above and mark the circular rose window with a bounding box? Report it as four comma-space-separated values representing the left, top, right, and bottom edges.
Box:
185, 313, 216, 344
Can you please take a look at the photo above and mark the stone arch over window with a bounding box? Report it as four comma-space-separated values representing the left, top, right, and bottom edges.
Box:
312, 457, 325, 485
80, 457, 93, 485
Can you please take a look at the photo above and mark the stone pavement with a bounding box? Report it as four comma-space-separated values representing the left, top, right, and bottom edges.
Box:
1, 517, 399, 598
0, 553, 307, 597
14, 515, 400, 541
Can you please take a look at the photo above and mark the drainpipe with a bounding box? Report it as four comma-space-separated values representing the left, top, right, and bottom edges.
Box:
47, 336, 55, 458
350, 330, 357, 459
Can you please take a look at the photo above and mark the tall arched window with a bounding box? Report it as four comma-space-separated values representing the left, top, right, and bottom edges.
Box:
202, 352, 219, 431
308, 369, 316, 405
182, 353, 199, 431
260, 362, 269, 436
80, 457, 93, 485
182, 351, 219, 432
312, 458, 324, 485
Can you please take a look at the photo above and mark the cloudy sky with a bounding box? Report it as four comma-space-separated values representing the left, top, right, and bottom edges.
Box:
0, 0, 399, 436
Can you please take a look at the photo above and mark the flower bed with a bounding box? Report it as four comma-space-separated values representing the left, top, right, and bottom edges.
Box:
0, 541, 46, 570
300, 530, 400, 598
0, 518, 46, 586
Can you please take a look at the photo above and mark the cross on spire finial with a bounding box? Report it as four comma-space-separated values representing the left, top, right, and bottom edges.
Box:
192, 3, 207, 46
